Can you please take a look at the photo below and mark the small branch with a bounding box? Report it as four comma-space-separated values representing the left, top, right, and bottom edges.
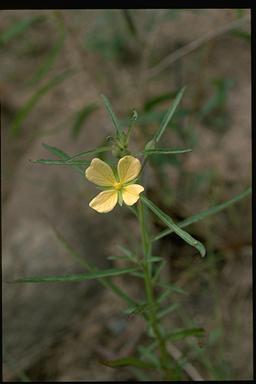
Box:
146, 15, 250, 79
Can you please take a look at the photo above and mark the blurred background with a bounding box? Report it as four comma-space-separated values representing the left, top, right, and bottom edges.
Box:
1, 9, 252, 381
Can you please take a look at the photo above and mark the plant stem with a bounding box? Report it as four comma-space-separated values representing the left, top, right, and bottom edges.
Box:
138, 200, 172, 379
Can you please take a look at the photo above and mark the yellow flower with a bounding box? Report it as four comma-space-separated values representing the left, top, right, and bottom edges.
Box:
85, 155, 144, 213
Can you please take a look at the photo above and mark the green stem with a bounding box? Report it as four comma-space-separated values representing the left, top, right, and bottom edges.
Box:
138, 200, 172, 379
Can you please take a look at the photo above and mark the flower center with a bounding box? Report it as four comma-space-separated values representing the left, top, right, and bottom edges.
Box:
113, 181, 123, 191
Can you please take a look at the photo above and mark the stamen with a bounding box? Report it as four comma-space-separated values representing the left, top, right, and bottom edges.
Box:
114, 182, 122, 191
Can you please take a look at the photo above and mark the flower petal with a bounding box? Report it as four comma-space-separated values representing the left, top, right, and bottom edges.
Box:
117, 155, 141, 184
89, 190, 118, 213
85, 158, 116, 186
122, 184, 144, 206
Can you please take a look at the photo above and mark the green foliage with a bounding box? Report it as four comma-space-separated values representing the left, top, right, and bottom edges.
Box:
143, 91, 177, 111
141, 195, 206, 257
153, 186, 252, 242
0, 15, 45, 46
11, 70, 74, 136
166, 327, 206, 341
27, 28, 66, 86
101, 94, 123, 136
100, 356, 156, 369
143, 148, 192, 156
199, 78, 235, 132
12, 267, 137, 283
71, 103, 99, 139
150, 87, 186, 146
41, 143, 85, 175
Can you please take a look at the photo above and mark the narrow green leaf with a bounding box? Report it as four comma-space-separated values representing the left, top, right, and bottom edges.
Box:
42, 143, 69, 159
157, 284, 187, 303
31, 159, 90, 166
11, 70, 74, 136
153, 87, 186, 144
143, 148, 192, 155
157, 303, 180, 319
0, 16, 44, 46
68, 146, 111, 160
11, 267, 137, 283
147, 256, 162, 263
28, 30, 66, 85
41, 143, 85, 175
72, 103, 99, 138
99, 356, 156, 369
52, 227, 138, 307
101, 94, 122, 135
141, 195, 206, 257
152, 186, 252, 242
152, 259, 166, 285
166, 327, 205, 341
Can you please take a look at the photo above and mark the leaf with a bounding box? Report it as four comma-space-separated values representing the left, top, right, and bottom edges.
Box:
166, 327, 206, 341
157, 303, 180, 319
42, 142, 69, 159
147, 256, 162, 263
141, 195, 206, 257
143, 148, 192, 155
231, 29, 251, 42
41, 143, 88, 175
157, 284, 187, 303
101, 94, 122, 135
0, 15, 45, 46
99, 356, 156, 369
71, 103, 99, 139
153, 86, 186, 145
28, 29, 66, 85
152, 186, 252, 242
52, 227, 137, 307
67, 146, 111, 160
31, 159, 90, 166
11, 70, 74, 136
11, 267, 137, 284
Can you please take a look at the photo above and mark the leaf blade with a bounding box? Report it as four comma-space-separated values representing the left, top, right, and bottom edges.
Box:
101, 94, 122, 135
141, 195, 206, 257
153, 86, 186, 145
99, 356, 156, 369
152, 186, 252, 242
143, 148, 192, 155
11, 267, 137, 284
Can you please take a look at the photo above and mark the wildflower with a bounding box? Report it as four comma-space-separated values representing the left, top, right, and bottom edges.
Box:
85, 155, 144, 213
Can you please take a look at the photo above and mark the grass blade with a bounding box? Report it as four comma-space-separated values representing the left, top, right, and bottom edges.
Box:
141, 195, 206, 257
11, 267, 137, 283
152, 186, 252, 242
71, 103, 99, 139
153, 87, 186, 145
101, 94, 122, 135
10, 70, 74, 136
